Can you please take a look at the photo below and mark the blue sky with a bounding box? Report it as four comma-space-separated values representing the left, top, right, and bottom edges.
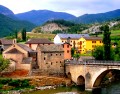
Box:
0, 0, 120, 16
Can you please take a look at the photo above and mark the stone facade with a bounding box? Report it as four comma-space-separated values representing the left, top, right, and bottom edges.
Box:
36, 44, 65, 75
3, 44, 36, 73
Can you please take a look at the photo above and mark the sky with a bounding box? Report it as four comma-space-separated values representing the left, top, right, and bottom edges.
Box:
0, 0, 120, 17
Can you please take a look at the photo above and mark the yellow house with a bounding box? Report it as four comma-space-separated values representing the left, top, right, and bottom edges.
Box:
78, 37, 103, 54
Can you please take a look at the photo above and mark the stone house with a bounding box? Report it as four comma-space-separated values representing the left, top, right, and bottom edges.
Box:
3, 43, 37, 73
25, 38, 54, 50
0, 38, 16, 53
36, 44, 65, 76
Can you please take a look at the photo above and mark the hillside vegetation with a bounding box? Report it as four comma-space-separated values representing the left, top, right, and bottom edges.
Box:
32, 20, 89, 34
27, 33, 55, 41
0, 14, 36, 37
75, 9, 120, 24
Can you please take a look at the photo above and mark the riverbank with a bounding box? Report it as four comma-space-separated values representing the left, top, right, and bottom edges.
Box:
0, 76, 72, 94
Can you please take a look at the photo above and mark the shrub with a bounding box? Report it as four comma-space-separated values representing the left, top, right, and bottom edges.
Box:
0, 84, 3, 89
0, 79, 12, 84
8, 79, 20, 87
21, 79, 30, 87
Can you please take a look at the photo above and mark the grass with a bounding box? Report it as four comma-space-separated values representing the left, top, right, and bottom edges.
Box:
98, 30, 120, 37
0, 54, 2, 60
27, 32, 56, 41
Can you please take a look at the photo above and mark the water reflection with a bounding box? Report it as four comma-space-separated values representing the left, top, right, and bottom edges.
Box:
23, 86, 91, 94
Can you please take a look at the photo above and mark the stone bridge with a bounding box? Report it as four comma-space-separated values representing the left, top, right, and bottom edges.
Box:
65, 60, 120, 90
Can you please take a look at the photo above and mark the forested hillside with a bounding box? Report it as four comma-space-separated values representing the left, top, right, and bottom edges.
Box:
0, 14, 36, 37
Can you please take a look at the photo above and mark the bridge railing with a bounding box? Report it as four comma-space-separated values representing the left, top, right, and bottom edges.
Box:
65, 60, 120, 66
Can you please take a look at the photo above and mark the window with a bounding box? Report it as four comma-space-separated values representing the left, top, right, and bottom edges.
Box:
92, 41, 96, 43
62, 41, 63, 42
60, 54, 61, 56
63, 45, 64, 48
56, 54, 57, 56
67, 45, 69, 48
56, 61, 58, 63
100, 41, 102, 43
71, 41, 72, 42
44, 57, 46, 60
51, 62, 52, 65
60, 61, 61, 63
51, 54, 52, 56
29, 44, 31, 48
67, 50, 69, 53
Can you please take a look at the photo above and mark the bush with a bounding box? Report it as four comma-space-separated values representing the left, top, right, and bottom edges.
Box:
0, 84, 3, 89
8, 79, 20, 87
0, 79, 12, 84
21, 79, 30, 87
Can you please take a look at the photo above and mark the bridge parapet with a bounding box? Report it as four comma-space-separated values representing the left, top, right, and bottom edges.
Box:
65, 60, 120, 66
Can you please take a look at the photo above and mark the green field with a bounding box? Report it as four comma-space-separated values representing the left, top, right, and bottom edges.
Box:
97, 30, 120, 42
27, 33, 56, 41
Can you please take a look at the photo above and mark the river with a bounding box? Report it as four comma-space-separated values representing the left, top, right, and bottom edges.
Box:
23, 86, 92, 94
23, 81, 120, 94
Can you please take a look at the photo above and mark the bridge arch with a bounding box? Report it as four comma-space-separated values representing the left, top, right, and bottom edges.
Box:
93, 69, 120, 88
77, 75, 85, 85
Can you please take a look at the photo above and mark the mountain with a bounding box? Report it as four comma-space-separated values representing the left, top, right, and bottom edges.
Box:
16, 10, 76, 25
74, 9, 120, 24
0, 5, 17, 19
31, 19, 89, 34
0, 13, 36, 37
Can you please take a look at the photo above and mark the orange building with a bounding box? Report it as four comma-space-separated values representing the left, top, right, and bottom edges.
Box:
62, 42, 72, 60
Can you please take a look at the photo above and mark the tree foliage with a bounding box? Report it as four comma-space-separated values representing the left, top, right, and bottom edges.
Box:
21, 28, 26, 41
73, 53, 80, 60
101, 25, 111, 60
92, 46, 104, 60
0, 58, 10, 73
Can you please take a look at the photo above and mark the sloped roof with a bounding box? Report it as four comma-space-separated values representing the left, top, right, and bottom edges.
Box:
5, 48, 23, 54
17, 44, 34, 52
57, 34, 89, 39
84, 37, 102, 40
38, 44, 64, 52
0, 39, 14, 45
25, 38, 53, 44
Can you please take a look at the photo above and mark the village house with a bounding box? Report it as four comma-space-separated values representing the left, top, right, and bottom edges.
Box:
62, 42, 72, 60
0, 38, 16, 53
36, 44, 64, 76
54, 34, 103, 54
78, 37, 103, 53
3, 43, 37, 73
25, 38, 54, 50
54, 34, 89, 48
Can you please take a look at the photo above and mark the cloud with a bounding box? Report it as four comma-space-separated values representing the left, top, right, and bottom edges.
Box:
0, 0, 120, 16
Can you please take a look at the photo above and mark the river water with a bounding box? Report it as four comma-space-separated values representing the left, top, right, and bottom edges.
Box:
23, 86, 92, 94
23, 81, 120, 94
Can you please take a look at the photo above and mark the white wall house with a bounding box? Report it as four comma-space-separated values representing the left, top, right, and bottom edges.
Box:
54, 34, 90, 44
54, 34, 62, 44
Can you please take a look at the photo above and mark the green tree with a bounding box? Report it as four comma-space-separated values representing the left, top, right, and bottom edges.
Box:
73, 53, 80, 60
92, 46, 104, 60
21, 28, 26, 41
0, 58, 10, 75
114, 41, 120, 60
71, 48, 75, 57
101, 25, 111, 60
14, 30, 18, 39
